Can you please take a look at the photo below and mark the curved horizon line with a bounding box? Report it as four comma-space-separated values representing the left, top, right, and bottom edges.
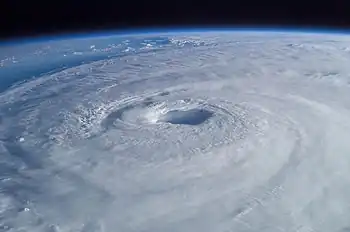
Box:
2, 25, 350, 46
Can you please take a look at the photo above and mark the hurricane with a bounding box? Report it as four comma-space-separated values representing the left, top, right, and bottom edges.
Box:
1, 30, 350, 232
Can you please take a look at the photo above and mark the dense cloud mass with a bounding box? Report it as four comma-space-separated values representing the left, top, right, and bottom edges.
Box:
1, 31, 350, 232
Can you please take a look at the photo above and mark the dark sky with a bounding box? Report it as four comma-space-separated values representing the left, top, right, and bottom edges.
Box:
2, 0, 350, 40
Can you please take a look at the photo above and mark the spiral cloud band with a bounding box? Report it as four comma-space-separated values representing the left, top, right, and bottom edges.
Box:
1, 31, 350, 231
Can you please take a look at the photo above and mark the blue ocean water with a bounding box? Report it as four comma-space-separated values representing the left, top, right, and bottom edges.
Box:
0, 35, 172, 93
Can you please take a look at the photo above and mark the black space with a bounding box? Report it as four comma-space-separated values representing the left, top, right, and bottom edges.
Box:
2, 0, 350, 40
